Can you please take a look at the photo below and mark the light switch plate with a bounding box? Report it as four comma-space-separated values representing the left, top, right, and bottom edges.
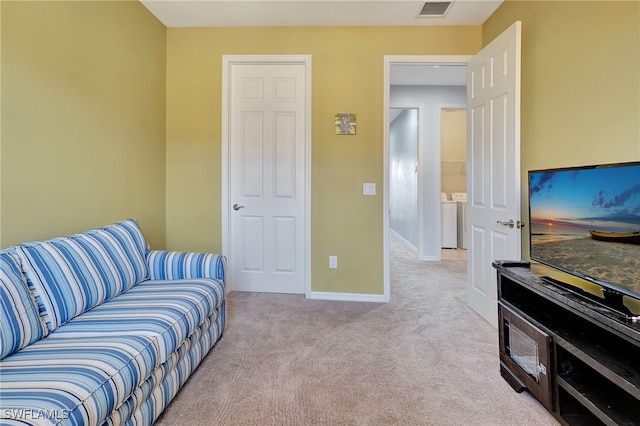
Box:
363, 183, 376, 196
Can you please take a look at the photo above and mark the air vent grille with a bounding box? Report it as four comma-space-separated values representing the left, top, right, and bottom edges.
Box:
419, 2, 452, 16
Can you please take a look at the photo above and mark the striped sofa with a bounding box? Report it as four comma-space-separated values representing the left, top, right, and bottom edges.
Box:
0, 219, 226, 426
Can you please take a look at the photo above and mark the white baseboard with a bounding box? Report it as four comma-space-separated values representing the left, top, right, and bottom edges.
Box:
420, 255, 440, 261
306, 291, 389, 303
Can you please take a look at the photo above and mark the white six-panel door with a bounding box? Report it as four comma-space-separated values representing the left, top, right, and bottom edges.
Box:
223, 57, 310, 294
467, 22, 522, 327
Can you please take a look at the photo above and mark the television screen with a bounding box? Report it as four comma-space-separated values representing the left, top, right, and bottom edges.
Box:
529, 162, 640, 299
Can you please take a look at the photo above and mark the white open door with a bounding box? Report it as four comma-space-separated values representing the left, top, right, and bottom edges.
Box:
467, 21, 522, 327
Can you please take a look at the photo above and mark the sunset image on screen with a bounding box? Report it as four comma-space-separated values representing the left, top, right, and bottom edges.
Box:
529, 163, 640, 293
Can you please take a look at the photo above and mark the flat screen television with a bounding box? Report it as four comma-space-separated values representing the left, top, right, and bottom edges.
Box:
528, 161, 640, 314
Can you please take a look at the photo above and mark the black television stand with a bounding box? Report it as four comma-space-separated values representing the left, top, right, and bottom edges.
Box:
539, 275, 634, 317
493, 261, 640, 425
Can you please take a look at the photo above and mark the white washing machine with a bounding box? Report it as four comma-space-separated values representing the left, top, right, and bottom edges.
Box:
441, 200, 457, 249
451, 193, 467, 249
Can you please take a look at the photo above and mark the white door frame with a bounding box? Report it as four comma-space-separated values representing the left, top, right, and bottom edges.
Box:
222, 55, 312, 295
383, 55, 472, 301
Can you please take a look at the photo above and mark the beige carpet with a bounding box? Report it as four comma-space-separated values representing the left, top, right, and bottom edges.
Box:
154, 235, 559, 426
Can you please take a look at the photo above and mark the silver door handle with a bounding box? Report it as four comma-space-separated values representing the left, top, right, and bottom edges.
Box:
497, 219, 515, 228
496, 219, 526, 229
233, 204, 245, 211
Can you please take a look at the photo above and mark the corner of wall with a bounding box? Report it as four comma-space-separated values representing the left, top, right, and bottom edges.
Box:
0, 1, 4, 247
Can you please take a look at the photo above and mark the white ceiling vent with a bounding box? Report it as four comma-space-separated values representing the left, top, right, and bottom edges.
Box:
418, 2, 453, 17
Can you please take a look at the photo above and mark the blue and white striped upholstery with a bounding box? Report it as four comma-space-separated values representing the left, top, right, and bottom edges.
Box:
0, 277, 225, 426
17, 219, 149, 332
103, 309, 225, 426
1, 219, 226, 425
0, 250, 48, 359
147, 250, 225, 281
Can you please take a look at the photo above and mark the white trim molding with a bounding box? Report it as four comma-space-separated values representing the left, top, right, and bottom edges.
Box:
306, 291, 387, 303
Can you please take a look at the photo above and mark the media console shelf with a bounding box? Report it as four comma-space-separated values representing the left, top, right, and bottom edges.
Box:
493, 261, 640, 426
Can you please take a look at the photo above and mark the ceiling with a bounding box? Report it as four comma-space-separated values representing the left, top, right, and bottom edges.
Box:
140, 1, 503, 28
389, 64, 466, 122
141, 2, 476, 94
390, 64, 467, 86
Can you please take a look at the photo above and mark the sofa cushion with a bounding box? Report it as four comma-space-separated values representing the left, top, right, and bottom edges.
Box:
17, 219, 149, 332
147, 250, 226, 281
0, 277, 225, 426
0, 250, 48, 360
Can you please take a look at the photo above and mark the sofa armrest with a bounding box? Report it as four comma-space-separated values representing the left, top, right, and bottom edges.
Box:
146, 250, 226, 282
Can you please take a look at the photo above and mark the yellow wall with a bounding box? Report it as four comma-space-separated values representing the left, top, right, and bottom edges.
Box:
166, 26, 481, 294
1, 1, 167, 248
0, 1, 3, 246
483, 0, 640, 259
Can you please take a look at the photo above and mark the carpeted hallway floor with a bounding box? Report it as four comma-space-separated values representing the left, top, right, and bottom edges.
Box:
154, 234, 559, 425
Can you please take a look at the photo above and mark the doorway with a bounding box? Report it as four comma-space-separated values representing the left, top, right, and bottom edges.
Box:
384, 24, 521, 322
441, 108, 467, 253
383, 56, 471, 299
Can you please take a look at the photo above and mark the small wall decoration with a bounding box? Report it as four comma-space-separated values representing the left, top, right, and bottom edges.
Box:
335, 113, 356, 135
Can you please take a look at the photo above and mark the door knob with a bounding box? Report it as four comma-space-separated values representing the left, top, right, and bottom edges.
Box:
497, 219, 526, 229
497, 219, 515, 228
233, 204, 245, 211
